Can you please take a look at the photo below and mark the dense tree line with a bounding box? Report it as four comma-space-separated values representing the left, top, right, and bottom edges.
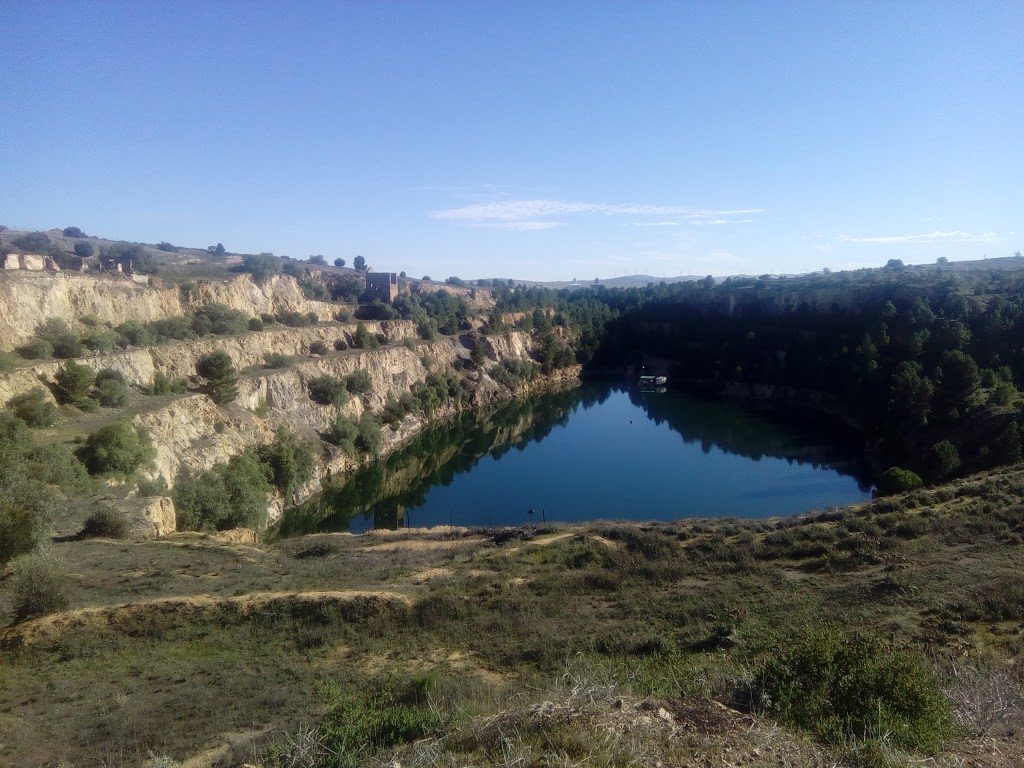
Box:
586, 265, 1024, 479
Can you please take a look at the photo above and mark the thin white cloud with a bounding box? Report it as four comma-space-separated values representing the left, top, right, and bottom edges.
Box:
429, 199, 764, 230
839, 230, 999, 245
632, 221, 681, 227
484, 221, 562, 231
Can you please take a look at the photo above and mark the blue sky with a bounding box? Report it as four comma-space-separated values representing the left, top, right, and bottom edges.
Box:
2, 2, 1020, 280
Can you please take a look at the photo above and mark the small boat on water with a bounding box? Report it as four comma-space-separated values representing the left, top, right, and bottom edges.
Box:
638, 374, 668, 388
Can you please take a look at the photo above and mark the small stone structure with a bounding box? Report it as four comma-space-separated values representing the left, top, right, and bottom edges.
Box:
3, 253, 60, 272
365, 271, 398, 303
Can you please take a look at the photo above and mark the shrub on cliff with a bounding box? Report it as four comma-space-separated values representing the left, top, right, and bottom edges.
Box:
16, 337, 54, 360
7, 388, 56, 427
263, 352, 294, 369
36, 319, 85, 359
356, 413, 382, 455
196, 351, 238, 404
257, 428, 315, 501
94, 368, 131, 407
345, 369, 373, 396
148, 371, 187, 395
54, 360, 96, 408
78, 421, 155, 476
174, 451, 272, 531
308, 375, 349, 407
323, 416, 359, 456
192, 303, 250, 337
353, 322, 379, 349
241, 253, 281, 285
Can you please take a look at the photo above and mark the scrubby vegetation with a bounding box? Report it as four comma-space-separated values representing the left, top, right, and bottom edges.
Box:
77, 421, 155, 476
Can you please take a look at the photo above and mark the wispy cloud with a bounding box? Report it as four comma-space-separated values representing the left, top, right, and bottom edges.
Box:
429, 199, 764, 231
839, 230, 999, 245
488, 221, 562, 231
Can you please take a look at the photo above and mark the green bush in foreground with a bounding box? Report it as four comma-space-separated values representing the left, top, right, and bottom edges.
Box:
752, 627, 950, 751
876, 467, 924, 496
318, 678, 442, 766
8, 548, 71, 622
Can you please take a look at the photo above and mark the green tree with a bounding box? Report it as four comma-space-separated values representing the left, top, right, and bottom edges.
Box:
922, 440, 960, 483
62, 226, 85, 238
207, 243, 227, 257
334, 257, 346, 267
308, 375, 349, 407
7, 388, 56, 427
308, 255, 327, 265
174, 451, 272, 531
54, 360, 95, 407
94, 368, 131, 407
73, 241, 95, 258
876, 467, 924, 496
934, 350, 980, 421
345, 369, 373, 396
887, 362, 933, 429
323, 416, 359, 456
353, 255, 366, 271
78, 421, 155, 476
241, 253, 281, 284
196, 351, 238, 404
257, 428, 314, 501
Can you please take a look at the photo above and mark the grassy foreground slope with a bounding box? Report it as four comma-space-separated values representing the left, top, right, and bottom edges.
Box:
2, 468, 1023, 767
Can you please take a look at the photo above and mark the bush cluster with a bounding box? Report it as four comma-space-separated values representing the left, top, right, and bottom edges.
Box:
751, 627, 950, 751
174, 450, 273, 531
77, 421, 155, 476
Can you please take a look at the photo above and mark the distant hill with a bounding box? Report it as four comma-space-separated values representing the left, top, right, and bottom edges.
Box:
481, 274, 704, 290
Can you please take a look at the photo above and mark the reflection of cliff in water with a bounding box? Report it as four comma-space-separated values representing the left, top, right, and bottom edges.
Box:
626, 387, 872, 491
277, 383, 871, 536
278, 387, 605, 536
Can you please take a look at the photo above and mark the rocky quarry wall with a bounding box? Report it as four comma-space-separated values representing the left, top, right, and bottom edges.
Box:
0, 271, 581, 537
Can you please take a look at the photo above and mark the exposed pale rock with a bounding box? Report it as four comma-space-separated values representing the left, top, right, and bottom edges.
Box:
111, 495, 176, 540
0, 272, 338, 351
18, 254, 45, 271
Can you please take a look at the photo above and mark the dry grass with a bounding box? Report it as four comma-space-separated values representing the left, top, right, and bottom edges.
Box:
2, 469, 1024, 766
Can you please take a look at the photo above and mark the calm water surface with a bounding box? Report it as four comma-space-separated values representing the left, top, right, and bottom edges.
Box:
280, 385, 872, 535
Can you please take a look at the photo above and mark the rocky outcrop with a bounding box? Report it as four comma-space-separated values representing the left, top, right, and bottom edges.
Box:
0, 271, 335, 351
110, 496, 177, 540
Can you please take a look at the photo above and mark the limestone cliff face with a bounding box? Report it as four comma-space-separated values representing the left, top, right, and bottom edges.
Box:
130, 330, 541, 492
0, 320, 416, 408
0, 270, 577, 534
0, 271, 335, 351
